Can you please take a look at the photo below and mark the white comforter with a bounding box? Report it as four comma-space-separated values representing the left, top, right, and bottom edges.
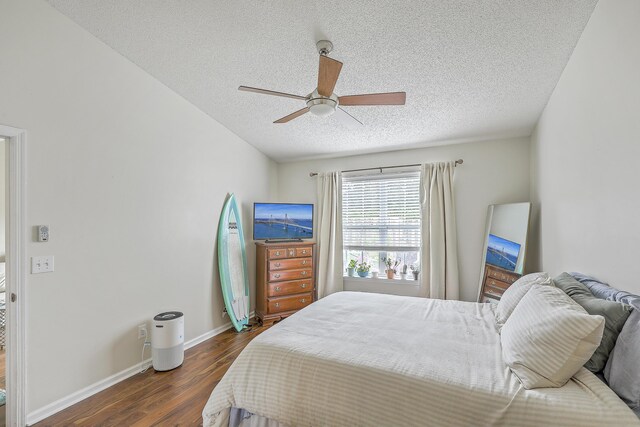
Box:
203, 291, 639, 426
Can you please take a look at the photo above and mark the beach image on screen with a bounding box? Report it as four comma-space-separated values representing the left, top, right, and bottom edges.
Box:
485, 234, 521, 272
254, 203, 313, 240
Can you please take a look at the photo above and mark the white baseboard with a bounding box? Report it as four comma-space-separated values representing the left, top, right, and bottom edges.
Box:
26, 312, 254, 426
183, 311, 255, 350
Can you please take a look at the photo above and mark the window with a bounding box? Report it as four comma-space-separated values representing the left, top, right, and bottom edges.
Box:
342, 170, 421, 279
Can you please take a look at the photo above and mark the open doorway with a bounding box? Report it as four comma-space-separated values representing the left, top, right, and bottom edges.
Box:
0, 125, 26, 426
0, 136, 5, 424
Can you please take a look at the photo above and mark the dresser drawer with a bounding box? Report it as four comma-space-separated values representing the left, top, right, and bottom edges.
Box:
269, 257, 312, 271
268, 279, 313, 297
483, 287, 504, 300
267, 247, 299, 259
295, 247, 313, 258
485, 277, 512, 292
486, 268, 519, 284
269, 268, 312, 282
268, 293, 313, 313
268, 248, 288, 259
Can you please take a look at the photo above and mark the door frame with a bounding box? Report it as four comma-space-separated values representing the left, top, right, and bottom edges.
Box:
0, 124, 27, 426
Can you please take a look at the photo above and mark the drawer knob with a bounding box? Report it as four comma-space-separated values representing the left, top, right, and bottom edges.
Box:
275, 302, 280, 308
302, 271, 307, 276
300, 299, 306, 303
274, 273, 281, 278
275, 262, 281, 267
289, 251, 294, 256
301, 283, 307, 288
302, 260, 307, 265
276, 251, 281, 256
275, 286, 281, 292
302, 250, 307, 254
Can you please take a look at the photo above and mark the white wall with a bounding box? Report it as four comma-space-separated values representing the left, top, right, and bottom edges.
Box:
530, 0, 640, 295
0, 0, 277, 414
277, 137, 531, 302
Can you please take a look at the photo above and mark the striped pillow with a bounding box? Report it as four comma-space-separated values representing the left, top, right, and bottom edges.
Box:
495, 272, 553, 328
501, 285, 605, 389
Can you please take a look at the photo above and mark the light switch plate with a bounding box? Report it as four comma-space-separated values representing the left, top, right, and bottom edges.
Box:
31, 256, 54, 274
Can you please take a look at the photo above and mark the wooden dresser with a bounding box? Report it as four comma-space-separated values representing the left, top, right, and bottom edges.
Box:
255, 241, 316, 326
479, 264, 521, 303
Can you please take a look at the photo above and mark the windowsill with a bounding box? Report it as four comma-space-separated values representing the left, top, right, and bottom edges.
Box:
343, 276, 420, 286
343, 275, 421, 297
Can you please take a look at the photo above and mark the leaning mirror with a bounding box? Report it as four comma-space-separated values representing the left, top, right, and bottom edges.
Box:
477, 202, 531, 303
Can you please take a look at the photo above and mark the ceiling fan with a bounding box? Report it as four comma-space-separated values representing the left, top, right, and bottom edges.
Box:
238, 40, 406, 126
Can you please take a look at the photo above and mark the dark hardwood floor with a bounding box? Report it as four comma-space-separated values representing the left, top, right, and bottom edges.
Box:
35, 325, 268, 426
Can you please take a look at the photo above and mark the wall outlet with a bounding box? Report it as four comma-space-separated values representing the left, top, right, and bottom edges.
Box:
31, 256, 54, 274
138, 324, 148, 340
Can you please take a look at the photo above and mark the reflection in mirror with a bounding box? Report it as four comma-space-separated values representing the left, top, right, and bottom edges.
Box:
478, 203, 531, 303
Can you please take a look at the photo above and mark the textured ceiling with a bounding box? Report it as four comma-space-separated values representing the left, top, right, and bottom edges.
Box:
47, 0, 597, 161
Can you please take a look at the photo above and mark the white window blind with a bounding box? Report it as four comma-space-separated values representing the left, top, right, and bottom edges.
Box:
342, 170, 421, 251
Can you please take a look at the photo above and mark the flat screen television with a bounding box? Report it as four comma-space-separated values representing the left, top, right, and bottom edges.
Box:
253, 203, 314, 241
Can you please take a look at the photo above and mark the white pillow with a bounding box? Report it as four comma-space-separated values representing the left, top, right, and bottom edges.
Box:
495, 272, 553, 327
501, 285, 605, 389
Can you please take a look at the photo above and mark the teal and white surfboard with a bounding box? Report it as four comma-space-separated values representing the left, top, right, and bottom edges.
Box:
217, 193, 250, 332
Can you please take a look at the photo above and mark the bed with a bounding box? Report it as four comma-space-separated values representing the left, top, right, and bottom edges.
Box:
203, 291, 639, 426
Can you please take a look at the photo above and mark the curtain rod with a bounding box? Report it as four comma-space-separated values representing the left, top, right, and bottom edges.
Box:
309, 159, 463, 177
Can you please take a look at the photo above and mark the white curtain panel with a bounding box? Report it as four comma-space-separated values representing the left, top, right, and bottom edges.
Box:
316, 171, 344, 298
420, 162, 460, 299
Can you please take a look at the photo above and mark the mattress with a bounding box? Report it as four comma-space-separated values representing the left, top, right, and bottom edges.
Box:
203, 291, 639, 426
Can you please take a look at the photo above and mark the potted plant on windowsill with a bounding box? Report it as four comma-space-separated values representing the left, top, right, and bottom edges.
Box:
400, 264, 408, 280
410, 264, 420, 281
356, 262, 371, 278
347, 259, 357, 277
382, 257, 400, 280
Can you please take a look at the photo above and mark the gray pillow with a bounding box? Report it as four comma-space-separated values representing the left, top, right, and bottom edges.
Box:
605, 309, 640, 414
568, 272, 640, 416
553, 273, 632, 373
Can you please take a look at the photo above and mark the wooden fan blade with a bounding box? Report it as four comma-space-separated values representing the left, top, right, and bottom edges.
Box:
317, 56, 343, 97
274, 107, 310, 123
238, 86, 306, 100
335, 107, 363, 129
339, 92, 406, 106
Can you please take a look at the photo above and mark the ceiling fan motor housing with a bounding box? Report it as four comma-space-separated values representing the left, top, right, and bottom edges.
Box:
306, 89, 338, 117
316, 40, 334, 56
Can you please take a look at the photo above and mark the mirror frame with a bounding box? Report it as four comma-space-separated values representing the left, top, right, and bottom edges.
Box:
477, 202, 531, 302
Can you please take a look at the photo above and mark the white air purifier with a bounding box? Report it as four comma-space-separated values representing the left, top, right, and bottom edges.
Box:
152, 311, 184, 371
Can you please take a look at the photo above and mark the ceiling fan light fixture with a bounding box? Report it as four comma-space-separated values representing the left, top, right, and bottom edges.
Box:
306, 90, 338, 117
309, 102, 335, 117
